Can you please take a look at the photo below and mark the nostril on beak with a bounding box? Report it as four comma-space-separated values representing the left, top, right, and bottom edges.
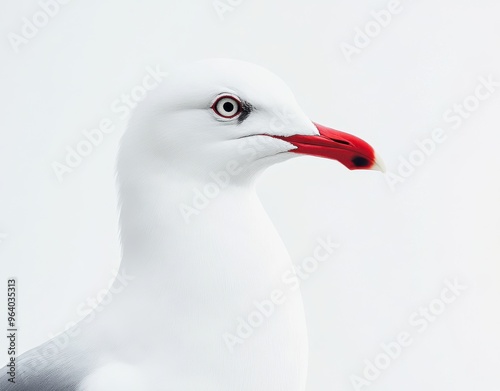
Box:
332, 139, 351, 146
351, 156, 370, 168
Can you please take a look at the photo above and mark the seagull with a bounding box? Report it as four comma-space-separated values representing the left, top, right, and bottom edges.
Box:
1, 59, 383, 390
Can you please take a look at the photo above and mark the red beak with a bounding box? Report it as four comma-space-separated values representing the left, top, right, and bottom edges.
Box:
273, 122, 384, 171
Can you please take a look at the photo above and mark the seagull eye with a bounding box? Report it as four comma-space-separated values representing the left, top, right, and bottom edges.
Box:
212, 95, 242, 119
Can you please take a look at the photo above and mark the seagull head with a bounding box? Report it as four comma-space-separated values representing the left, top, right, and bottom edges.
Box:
120, 59, 384, 182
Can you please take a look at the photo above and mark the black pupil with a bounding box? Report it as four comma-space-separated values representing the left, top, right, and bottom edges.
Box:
223, 101, 234, 113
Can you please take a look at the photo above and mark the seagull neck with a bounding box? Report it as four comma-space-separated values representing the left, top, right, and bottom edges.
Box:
117, 170, 273, 279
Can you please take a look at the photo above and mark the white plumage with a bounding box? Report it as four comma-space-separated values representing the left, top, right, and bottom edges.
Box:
1, 59, 382, 390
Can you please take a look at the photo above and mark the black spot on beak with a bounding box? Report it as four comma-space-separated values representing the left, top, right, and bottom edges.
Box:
351, 156, 370, 168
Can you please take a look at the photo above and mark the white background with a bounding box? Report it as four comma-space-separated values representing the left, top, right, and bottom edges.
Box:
1, 0, 499, 390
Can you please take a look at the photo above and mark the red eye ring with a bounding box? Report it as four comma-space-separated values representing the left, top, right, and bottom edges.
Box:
211, 95, 242, 119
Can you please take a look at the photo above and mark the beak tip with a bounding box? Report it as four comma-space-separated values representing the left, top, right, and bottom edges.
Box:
372, 153, 386, 173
